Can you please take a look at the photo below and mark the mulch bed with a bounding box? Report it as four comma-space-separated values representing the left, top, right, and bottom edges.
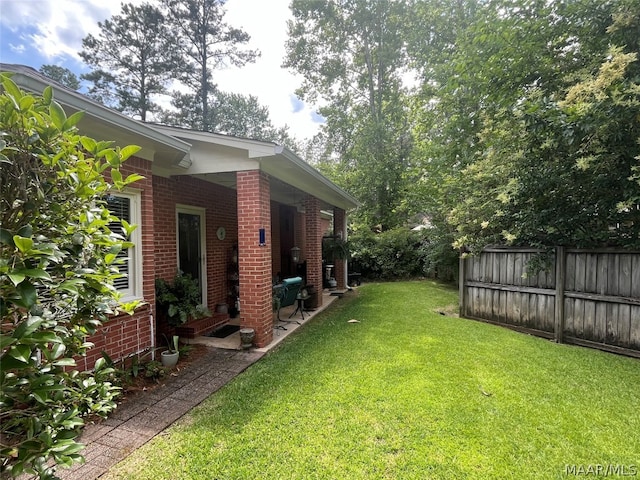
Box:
117, 343, 211, 400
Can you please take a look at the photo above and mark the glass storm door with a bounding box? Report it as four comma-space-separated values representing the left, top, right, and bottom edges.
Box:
177, 208, 206, 304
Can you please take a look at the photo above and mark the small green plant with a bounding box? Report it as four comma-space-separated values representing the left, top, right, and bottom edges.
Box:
322, 236, 350, 262
142, 361, 166, 381
163, 334, 180, 354
155, 273, 211, 326
178, 344, 193, 357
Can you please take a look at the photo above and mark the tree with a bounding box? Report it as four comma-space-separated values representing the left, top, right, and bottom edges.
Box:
79, 2, 180, 121
284, 0, 413, 231
405, 0, 638, 253
38, 65, 80, 90
0, 74, 142, 478
160, 89, 300, 149
213, 91, 299, 147
161, 0, 260, 131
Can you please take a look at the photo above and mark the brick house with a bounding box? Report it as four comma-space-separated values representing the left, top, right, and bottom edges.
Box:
5, 64, 358, 367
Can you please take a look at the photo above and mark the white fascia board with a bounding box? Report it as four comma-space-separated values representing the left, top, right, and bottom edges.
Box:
184, 150, 260, 174
1, 64, 191, 165
152, 124, 281, 158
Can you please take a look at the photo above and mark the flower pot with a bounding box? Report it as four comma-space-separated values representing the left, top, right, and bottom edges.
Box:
215, 303, 228, 314
161, 350, 179, 367
239, 328, 255, 349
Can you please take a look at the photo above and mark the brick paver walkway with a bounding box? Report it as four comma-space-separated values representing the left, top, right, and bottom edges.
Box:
53, 347, 265, 480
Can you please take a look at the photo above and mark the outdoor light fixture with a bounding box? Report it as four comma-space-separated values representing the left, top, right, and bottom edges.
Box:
259, 228, 266, 246
291, 246, 301, 264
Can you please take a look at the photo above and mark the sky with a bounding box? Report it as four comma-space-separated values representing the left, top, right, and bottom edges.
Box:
0, 0, 324, 141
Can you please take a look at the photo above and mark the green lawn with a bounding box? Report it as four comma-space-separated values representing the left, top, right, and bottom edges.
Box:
105, 281, 640, 479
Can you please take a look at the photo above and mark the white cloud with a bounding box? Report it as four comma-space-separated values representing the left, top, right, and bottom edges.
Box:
208, 0, 322, 140
0, 0, 322, 140
9, 43, 25, 54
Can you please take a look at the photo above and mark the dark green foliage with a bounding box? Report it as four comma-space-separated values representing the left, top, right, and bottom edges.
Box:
0, 74, 142, 478
155, 273, 211, 326
407, 0, 640, 252
349, 228, 425, 280
79, 2, 180, 121
348, 226, 458, 283
161, 0, 260, 131
285, 0, 413, 231
38, 65, 80, 90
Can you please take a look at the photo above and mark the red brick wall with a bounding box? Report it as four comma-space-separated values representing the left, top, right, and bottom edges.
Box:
84, 156, 155, 368
305, 195, 323, 308
237, 170, 273, 347
153, 174, 238, 315
270, 201, 282, 280
333, 207, 347, 289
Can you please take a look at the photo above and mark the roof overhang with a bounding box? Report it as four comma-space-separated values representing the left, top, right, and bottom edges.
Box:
1, 64, 191, 168
1, 64, 359, 211
153, 125, 360, 211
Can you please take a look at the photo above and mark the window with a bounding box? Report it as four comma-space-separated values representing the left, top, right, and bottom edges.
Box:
105, 191, 142, 300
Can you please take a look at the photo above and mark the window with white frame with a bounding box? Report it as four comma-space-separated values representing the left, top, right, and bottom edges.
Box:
105, 190, 142, 300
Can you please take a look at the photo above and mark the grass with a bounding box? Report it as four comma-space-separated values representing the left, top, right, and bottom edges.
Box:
104, 281, 640, 479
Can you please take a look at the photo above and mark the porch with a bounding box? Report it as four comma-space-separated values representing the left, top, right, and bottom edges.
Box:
184, 289, 347, 352
152, 125, 359, 349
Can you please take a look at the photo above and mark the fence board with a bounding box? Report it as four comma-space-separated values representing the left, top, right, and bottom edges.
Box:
546, 295, 555, 332
620, 254, 632, 297
594, 302, 607, 344
608, 254, 619, 296
575, 254, 586, 293
631, 306, 640, 350
585, 253, 598, 293
564, 298, 574, 336
607, 303, 631, 347
632, 256, 640, 298
565, 253, 576, 292
461, 247, 640, 357
597, 254, 608, 295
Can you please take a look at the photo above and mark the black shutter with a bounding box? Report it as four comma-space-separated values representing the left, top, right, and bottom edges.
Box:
106, 195, 131, 291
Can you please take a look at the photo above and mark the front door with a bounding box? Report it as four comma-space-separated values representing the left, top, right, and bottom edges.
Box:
177, 206, 206, 305
280, 205, 296, 277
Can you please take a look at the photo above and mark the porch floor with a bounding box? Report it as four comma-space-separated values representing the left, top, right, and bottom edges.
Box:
184, 289, 346, 353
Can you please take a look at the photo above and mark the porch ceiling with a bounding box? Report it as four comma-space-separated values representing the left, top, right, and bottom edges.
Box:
152, 125, 359, 211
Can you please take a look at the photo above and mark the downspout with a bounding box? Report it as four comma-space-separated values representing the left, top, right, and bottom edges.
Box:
149, 310, 155, 361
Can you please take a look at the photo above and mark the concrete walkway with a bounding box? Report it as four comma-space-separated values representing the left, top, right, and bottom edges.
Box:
56, 348, 265, 480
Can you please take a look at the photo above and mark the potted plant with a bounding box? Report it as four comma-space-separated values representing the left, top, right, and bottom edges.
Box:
322, 236, 350, 262
160, 334, 180, 367
155, 273, 211, 327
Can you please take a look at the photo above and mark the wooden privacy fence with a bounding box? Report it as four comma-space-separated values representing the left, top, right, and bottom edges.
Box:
459, 247, 640, 358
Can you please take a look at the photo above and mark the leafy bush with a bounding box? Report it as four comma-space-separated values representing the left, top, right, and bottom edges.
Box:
155, 273, 211, 326
0, 74, 142, 478
349, 227, 424, 280
349, 226, 458, 283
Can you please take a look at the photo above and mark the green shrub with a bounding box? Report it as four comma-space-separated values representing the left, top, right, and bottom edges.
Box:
349, 226, 458, 282
349, 227, 425, 280
155, 273, 211, 326
0, 73, 142, 478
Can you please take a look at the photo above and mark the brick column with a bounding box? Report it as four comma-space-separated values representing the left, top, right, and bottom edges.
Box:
305, 195, 323, 308
333, 207, 347, 289
237, 170, 273, 347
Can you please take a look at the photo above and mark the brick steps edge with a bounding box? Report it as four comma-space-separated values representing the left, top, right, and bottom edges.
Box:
175, 313, 229, 338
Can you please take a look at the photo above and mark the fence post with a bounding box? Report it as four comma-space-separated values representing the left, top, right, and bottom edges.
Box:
554, 246, 565, 343
459, 251, 466, 317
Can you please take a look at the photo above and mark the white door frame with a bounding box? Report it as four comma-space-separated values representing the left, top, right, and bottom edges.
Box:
176, 204, 207, 308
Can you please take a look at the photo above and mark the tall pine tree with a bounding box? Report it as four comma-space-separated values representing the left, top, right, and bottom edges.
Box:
79, 2, 180, 121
